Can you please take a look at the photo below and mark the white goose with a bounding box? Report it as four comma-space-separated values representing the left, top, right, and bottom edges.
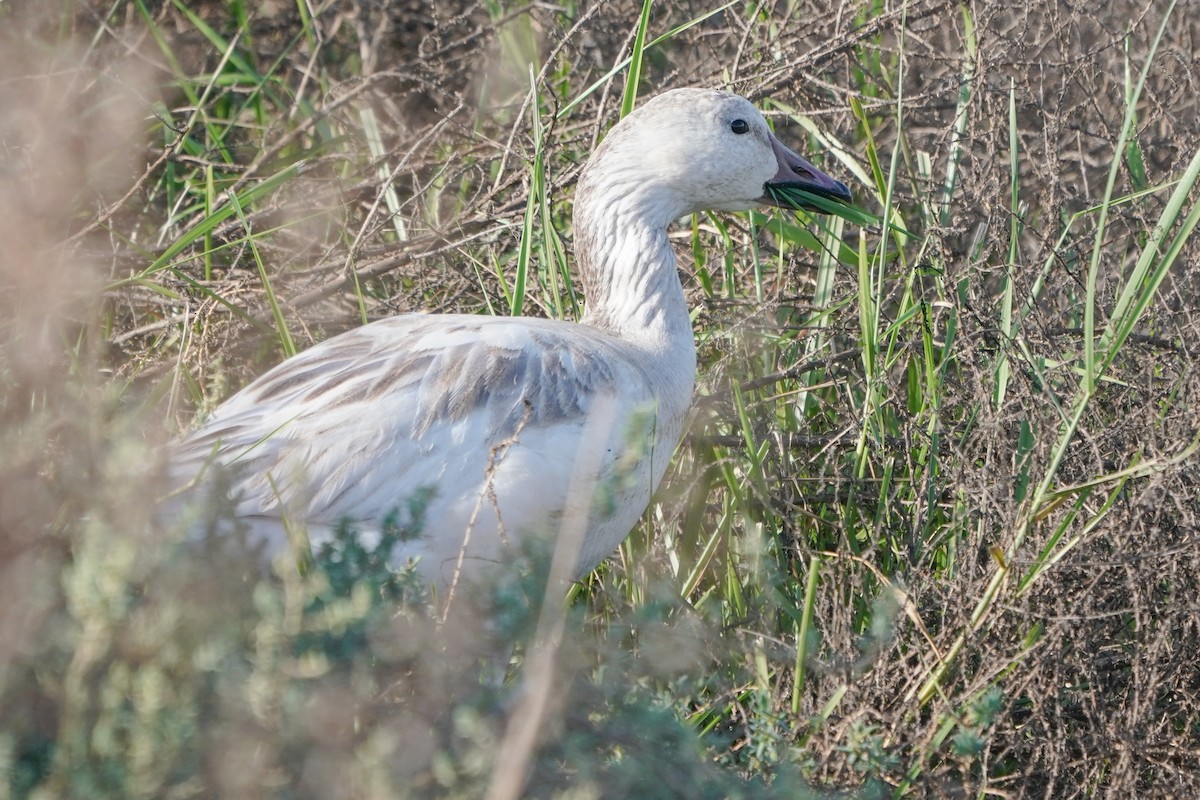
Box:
172, 88, 851, 592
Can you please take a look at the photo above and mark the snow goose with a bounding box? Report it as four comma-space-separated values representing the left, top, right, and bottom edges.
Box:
171, 88, 851, 592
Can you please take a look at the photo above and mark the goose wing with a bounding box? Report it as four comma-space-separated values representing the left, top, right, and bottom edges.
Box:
172, 314, 654, 528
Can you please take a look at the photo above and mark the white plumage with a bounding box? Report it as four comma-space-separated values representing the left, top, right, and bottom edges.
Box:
171, 88, 851, 592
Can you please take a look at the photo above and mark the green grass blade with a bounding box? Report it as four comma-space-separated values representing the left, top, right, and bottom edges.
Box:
228, 191, 295, 358
939, 3, 975, 227
508, 67, 543, 317
1082, 0, 1177, 393
620, 0, 654, 117
1099, 145, 1200, 371
993, 80, 1018, 410
143, 159, 306, 276
791, 555, 822, 714
360, 106, 408, 242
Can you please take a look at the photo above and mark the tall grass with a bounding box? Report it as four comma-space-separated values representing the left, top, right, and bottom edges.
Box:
4, 1, 1200, 798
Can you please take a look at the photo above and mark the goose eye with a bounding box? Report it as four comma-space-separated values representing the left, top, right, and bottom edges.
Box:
730, 119, 750, 135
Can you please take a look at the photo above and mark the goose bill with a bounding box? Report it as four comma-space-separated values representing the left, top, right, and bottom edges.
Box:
762, 133, 852, 210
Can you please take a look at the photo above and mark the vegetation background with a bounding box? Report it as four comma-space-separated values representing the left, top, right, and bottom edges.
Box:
2, 0, 1199, 797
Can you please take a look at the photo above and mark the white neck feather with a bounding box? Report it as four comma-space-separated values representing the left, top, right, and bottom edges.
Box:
573, 176, 694, 359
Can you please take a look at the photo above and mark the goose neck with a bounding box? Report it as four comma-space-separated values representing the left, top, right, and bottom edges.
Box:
573, 185, 692, 351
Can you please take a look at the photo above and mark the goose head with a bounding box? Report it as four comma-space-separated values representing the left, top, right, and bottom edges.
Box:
578, 88, 852, 226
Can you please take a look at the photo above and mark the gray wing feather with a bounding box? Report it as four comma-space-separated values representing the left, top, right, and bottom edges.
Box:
172, 314, 637, 522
